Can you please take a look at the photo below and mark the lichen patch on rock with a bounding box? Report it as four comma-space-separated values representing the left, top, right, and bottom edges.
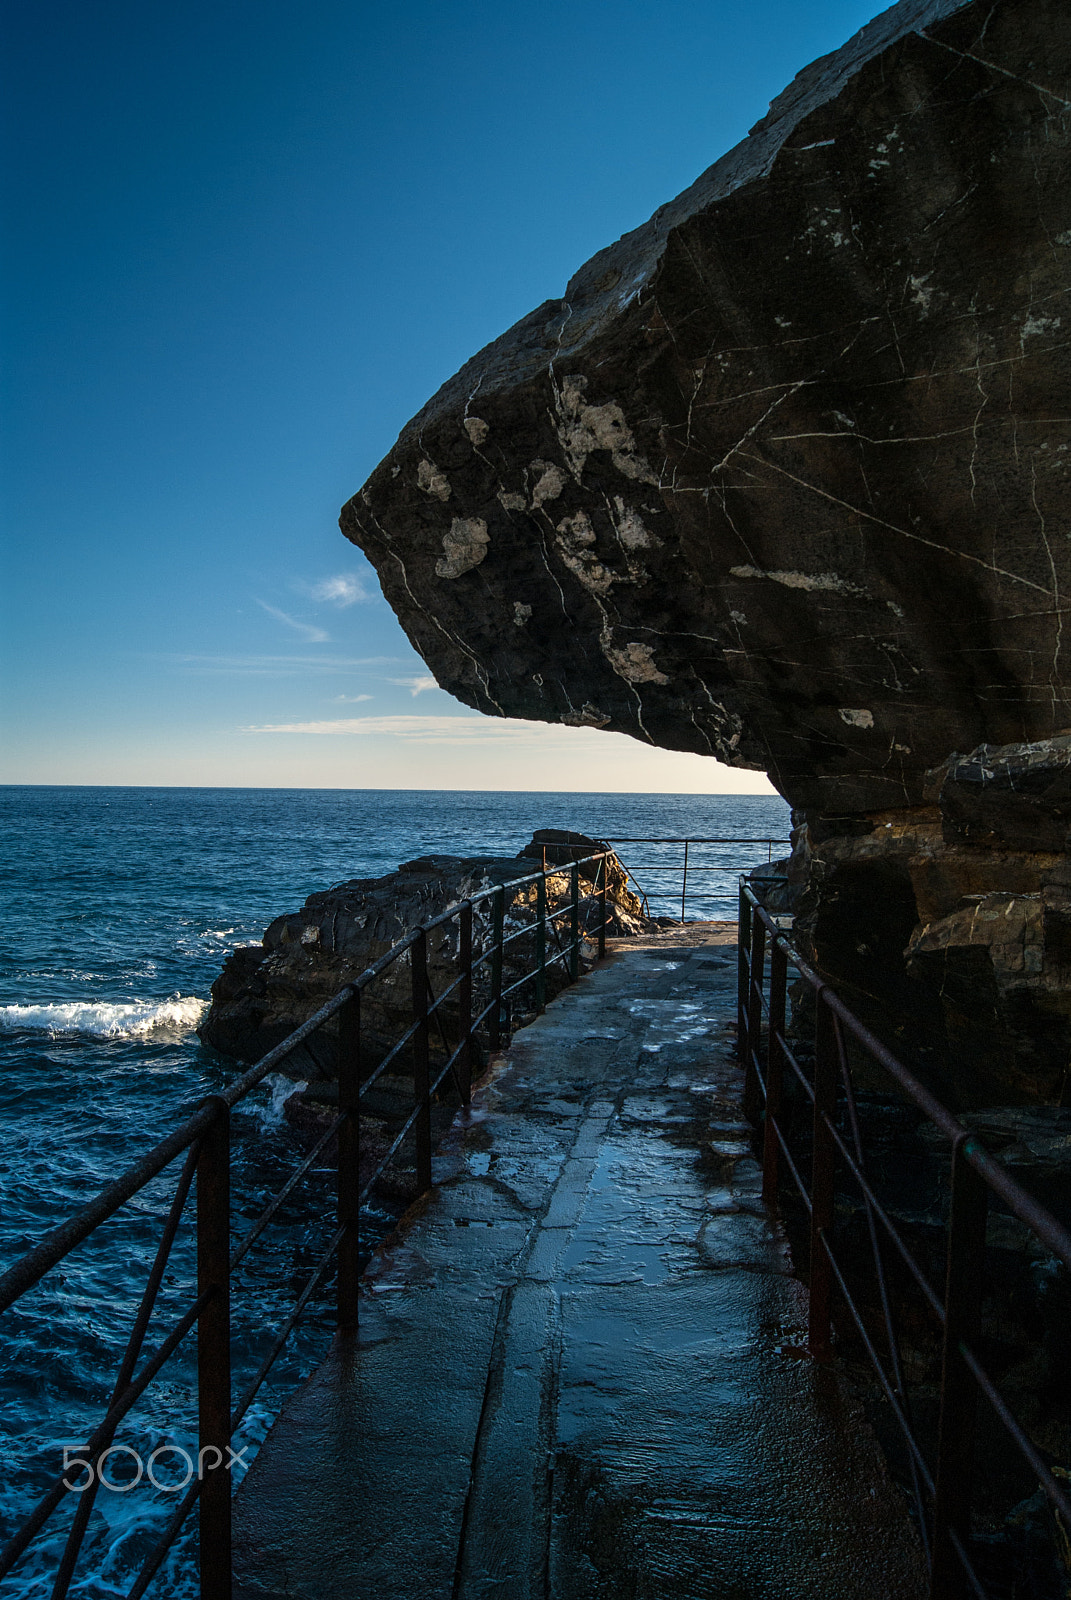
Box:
417, 458, 452, 502
435, 516, 489, 580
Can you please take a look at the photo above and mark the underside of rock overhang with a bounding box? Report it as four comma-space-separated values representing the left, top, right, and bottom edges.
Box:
342, 0, 1070, 817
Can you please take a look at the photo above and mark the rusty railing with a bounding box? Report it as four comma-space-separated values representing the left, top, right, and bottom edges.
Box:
605, 835, 786, 921
738, 880, 1071, 1600
0, 852, 615, 1600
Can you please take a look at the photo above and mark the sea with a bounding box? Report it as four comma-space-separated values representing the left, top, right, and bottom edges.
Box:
0, 785, 789, 1596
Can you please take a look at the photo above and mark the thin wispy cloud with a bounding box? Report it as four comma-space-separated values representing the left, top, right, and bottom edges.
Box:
241, 715, 553, 743
168, 654, 400, 677
333, 693, 373, 703
305, 574, 369, 607
389, 674, 440, 696
257, 600, 330, 644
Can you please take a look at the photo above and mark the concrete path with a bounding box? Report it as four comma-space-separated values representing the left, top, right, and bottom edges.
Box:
233, 930, 925, 1600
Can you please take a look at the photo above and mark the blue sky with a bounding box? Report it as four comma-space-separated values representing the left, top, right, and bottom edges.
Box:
1, 0, 879, 790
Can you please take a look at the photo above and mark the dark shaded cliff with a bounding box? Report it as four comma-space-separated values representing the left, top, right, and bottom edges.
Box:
342, 0, 1071, 1101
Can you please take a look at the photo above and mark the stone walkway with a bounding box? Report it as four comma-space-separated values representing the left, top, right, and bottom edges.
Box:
233, 929, 925, 1600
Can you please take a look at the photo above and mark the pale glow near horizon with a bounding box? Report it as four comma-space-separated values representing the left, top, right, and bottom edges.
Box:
5, 714, 779, 794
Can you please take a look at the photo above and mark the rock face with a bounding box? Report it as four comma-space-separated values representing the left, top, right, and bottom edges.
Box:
199, 832, 646, 1074
344, 0, 1070, 815
341, 0, 1071, 1104
798, 772, 1071, 1105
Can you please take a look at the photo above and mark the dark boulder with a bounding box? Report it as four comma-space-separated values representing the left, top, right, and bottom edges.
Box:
938, 738, 1071, 852
198, 836, 647, 1074
342, 0, 1071, 820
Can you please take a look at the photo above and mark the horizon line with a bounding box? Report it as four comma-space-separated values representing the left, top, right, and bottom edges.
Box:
0, 780, 784, 796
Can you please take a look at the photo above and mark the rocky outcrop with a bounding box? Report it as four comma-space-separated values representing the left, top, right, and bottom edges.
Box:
199, 832, 646, 1075
797, 747, 1071, 1104
340, 0, 1071, 1104
936, 737, 1071, 853
343, 0, 1070, 816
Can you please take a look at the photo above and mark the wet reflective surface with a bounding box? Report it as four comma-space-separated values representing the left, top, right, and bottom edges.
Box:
233, 929, 924, 1599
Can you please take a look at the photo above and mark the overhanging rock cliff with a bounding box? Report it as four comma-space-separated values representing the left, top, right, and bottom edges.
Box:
342, 0, 1071, 1102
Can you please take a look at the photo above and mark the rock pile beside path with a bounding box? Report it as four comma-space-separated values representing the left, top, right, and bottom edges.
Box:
198, 830, 646, 1078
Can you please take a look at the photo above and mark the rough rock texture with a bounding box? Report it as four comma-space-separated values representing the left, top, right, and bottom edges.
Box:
198, 833, 645, 1074
796, 785, 1071, 1103
341, 0, 1071, 1102
937, 736, 1071, 851
344, 0, 1070, 816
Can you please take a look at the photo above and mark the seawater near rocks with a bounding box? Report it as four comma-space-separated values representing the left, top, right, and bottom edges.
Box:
198, 830, 648, 1203
198, 830, 646, 1076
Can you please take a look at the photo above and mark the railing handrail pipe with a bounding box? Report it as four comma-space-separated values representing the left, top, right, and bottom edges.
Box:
1, 839, 779, 1597
737, 878, 1071, 1600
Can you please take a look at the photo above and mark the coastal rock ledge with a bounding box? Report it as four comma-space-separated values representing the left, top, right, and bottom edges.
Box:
342, 0, 1071, 1103
199, 831, 646, 1074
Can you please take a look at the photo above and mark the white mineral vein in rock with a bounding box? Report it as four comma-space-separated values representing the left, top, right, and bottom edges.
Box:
730, 564, 868, 597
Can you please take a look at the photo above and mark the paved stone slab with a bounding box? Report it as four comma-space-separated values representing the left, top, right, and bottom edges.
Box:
233, 929, 925, 1600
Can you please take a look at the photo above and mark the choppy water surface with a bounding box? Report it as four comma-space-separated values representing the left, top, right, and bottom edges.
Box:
0, 785, 788, 1595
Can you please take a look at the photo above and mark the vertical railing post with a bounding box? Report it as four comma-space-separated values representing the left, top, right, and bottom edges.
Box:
737, 883, 752, 1062
411, 930, 432, 1193
489, 885, 505, 1051
597, 856, 607, 961
681, 839, 689, 922
763, 940, 787, 1207
744, 910, 766, 1125
337, 988, 361, 1330
458, 902, 473, 1105
930, 1137, 988, 1599
809, 995, 837, 1360
535, 876, 547, 1012
197, 1099, 231, 1600
569, 863, 580, 982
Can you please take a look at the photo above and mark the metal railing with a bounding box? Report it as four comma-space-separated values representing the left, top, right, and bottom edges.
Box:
738, 881, 1071, 1600
0, 852, 615, 1600
605, 836, 786, 921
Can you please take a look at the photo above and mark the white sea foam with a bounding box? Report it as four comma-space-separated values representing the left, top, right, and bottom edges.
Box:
248, 1072, 307, 1131
0, 996, 208, 1040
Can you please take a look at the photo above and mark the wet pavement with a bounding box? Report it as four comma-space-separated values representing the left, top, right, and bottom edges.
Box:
233, 928, 926, 1599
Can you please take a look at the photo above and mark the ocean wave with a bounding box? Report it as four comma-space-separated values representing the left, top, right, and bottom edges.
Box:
0, 996, 208, 1040
247, 1072, 307, 1131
